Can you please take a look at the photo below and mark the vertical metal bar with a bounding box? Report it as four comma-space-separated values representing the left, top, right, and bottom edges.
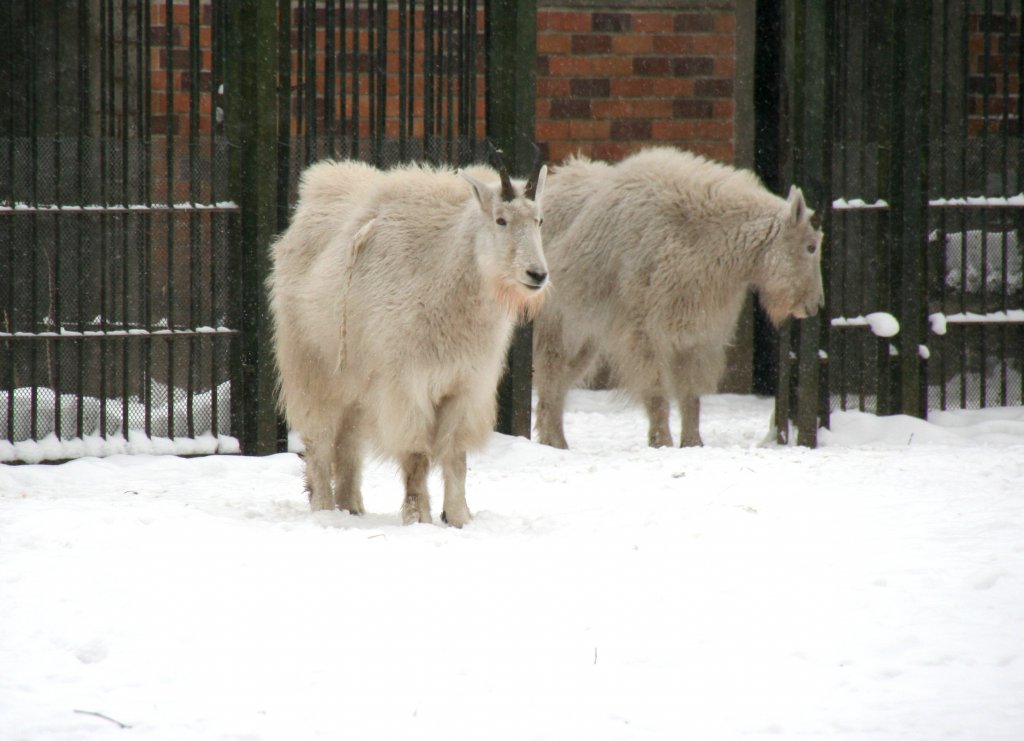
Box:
445, 0, 455, 161
28, 0, 40, 441
225, 0, 282, 454
979, 0, 993, 408
958, 0, 969, 408
424, 0, 434, 158
143, 0, 153, 439
276, 0, 291, 233
467, 0, 478, 155
1018, 0, 1024, 407
998, 0, 1011, 405
398, 0, 408, 157
3, 0, 13, 442
76, 0, 89, 439
340, 0, 348, 144
163, 0, 176, 438
352, 0, 361, 157
326, 0, 337, 156
120, 0, 131, 442
187, 0, 201, 438
305, 0, 317, 163
376, 0, 387, 164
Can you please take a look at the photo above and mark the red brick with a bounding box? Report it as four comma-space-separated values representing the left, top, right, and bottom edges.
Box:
537, 33, 573, 54
652, 78, 696, 97
690, 141, 734, 163
611, 119, 653, 140
548, 56, 594, 76
550, 98, 593, 119
592, 141, 636, 161
661, 34, 736, 55
673, 57, 715, 77
570, 78, 611, 98
611, 34, 654, 55
569, 119, 611, 139
674, 13, 715, 33
715, 13, 737, 34
634, 57, 672, 76
592, 12, 631, 32
593, 99, 673, 119
592, 56, 633, 77
632, 12, 675, 33
572, 34, 612, 54
652, 119, 732, 140
537, 78, 571, 98
673, 99, 714, 119
610, 78, 655, 97
540, 11, 591, 33
695, 78, 734, 98
536, 119, 571, 141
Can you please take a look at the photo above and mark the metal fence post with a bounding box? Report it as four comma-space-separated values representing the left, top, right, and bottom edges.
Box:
888, 0, 932, 419
225, 0, 280, 455
487, 0, 537, 438
775, 0, 833, 447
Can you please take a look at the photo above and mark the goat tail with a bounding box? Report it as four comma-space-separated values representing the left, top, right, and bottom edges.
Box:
336, 217, 377, 374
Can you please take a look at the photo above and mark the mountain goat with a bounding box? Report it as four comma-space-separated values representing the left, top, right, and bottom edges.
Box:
268, 151, 548, 527
533, 147, 824, 449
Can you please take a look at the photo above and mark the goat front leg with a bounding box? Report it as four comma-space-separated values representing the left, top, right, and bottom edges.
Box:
440, 450, 471, 528
644, 394, 673, 448
534, 322, 596, 449
400, 452, 432, 525
303, 434, 335, 511
679, 394, 703, 448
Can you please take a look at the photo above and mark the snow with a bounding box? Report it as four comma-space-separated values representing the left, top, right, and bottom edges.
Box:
930, 310, 1024, 336
831, 198, 889, 210
2, 391, 1023, 740
1, 384, 236, 463
831, 312, 900, 337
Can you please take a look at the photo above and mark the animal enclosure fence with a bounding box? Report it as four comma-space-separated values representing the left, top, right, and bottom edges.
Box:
1, 0, 516, 462
775, 0, 1023, 445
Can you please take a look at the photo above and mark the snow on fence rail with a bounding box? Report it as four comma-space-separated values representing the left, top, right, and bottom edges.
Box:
0, 201, 239, 214
832, 194, 1024, 210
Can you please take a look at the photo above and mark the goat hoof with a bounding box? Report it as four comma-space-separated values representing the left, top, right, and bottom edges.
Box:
401, 500, 432, 526
441, 507, 472, 529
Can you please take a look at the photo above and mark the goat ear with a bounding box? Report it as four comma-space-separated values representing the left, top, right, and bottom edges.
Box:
787, 185, 810, 225
460, 171, 494, 214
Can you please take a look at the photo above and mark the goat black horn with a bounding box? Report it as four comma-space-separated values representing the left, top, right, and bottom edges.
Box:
486, 140, 516, 202
524, 142, 545, 201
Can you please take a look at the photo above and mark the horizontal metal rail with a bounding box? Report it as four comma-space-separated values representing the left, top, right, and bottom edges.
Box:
0, 202, 239, 215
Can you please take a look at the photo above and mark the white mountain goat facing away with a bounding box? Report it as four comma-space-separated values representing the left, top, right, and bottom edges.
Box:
533, 146, 824, 449
268, 150, 548, 526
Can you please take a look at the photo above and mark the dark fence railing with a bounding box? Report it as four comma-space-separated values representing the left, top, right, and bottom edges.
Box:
776, 0, 1023, 445
1, 0, 240, 462
1, 0, 519, 462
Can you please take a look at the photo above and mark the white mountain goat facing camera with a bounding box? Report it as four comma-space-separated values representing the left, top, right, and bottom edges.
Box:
533, 146, 824, 449
268, 149, 548, 527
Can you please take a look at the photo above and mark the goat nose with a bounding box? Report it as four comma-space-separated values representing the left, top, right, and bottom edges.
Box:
526, 268, 548, 287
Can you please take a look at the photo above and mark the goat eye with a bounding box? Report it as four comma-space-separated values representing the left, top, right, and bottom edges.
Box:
496, 217, 507, 227
807, 243, 817, 254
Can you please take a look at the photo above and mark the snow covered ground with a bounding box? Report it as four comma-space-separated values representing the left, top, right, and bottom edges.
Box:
2, 391, 1023, 740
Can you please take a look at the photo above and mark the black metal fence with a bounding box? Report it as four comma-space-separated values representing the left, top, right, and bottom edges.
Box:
775, 0, 1023, 445
1, 0, 508, 462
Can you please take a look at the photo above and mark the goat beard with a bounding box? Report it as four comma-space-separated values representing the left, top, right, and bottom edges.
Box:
493, 277, 548, 322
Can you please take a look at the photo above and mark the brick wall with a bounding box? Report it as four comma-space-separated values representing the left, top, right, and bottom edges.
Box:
536, 2, 740, 164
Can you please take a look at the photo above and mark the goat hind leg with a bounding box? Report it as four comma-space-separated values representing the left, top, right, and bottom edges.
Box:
332, 421, 365, 514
